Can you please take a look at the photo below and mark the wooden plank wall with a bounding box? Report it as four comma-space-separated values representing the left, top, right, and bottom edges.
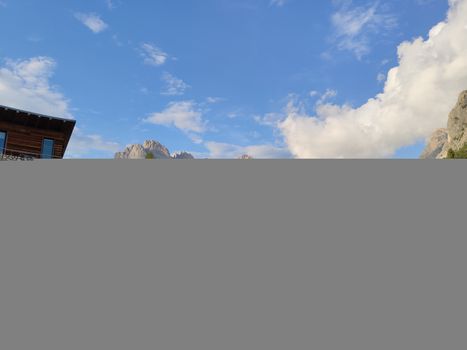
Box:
0, 121, 65, 159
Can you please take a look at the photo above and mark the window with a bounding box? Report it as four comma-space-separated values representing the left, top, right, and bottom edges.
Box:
41, 139, 55, 159
0, 131, 6, 155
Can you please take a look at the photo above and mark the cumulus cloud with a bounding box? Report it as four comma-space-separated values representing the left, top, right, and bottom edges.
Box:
144, 101, 206, 134
161, 72, 190, 96
141, 43, 169, 66
279, 0, 467, 158
317, 89, 338, 105
75, 13, 108, 33
331, 0, 397, 59
0, 57, 72, 118
66, 128, 121, 158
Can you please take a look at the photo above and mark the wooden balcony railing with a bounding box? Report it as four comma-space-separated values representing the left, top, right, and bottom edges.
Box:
0, 147, 61, 160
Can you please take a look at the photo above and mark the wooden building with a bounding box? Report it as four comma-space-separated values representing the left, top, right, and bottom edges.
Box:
0, 105, 76, 159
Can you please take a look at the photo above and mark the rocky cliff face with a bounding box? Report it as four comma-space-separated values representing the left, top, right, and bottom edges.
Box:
238, 155, 254, 159
421, 91, 467, 159
115, 140, 194, 159
172, 152, 195, 160
420, 129, 448, 159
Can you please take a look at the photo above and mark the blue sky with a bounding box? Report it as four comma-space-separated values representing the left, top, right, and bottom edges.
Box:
1, 0, 465, 158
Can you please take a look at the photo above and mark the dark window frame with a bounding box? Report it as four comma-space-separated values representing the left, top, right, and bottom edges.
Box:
41, 138, 55, 159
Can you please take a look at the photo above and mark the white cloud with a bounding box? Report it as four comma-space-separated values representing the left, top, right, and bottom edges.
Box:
161, 72, 190, 96
317, 89, 338, 105
75, 13, 108, 33
66, 128, 121, 158
331, 1, 397, 59
206, 97, 225, 104
254, 90, 337, 129
279, 0, 467, 158
310, 90, 319, 97
141, 43, 169, 66
0, 57, 72, 118
254, 112, 284, 127
144, 101, 206, 134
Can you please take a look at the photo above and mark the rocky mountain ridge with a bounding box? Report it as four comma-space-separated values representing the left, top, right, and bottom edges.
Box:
421, 90, 467, 159
238, 155, 254, 159
115, 140, 195, 159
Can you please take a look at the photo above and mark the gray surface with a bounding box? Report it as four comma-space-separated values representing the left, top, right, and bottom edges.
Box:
0, 160, 466, 350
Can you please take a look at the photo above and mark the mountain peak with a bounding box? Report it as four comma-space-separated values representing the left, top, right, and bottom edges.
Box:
172, 152, 195, 160
238, 155, 254, 159
115, 140, 194, 159
421, 90, 467, 159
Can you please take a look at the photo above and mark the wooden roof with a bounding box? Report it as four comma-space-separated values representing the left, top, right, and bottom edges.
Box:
0, 105, 76, 152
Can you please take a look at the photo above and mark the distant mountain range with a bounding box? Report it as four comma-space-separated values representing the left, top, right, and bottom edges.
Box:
115, 140, 195, 159
114, 140, 257, 159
